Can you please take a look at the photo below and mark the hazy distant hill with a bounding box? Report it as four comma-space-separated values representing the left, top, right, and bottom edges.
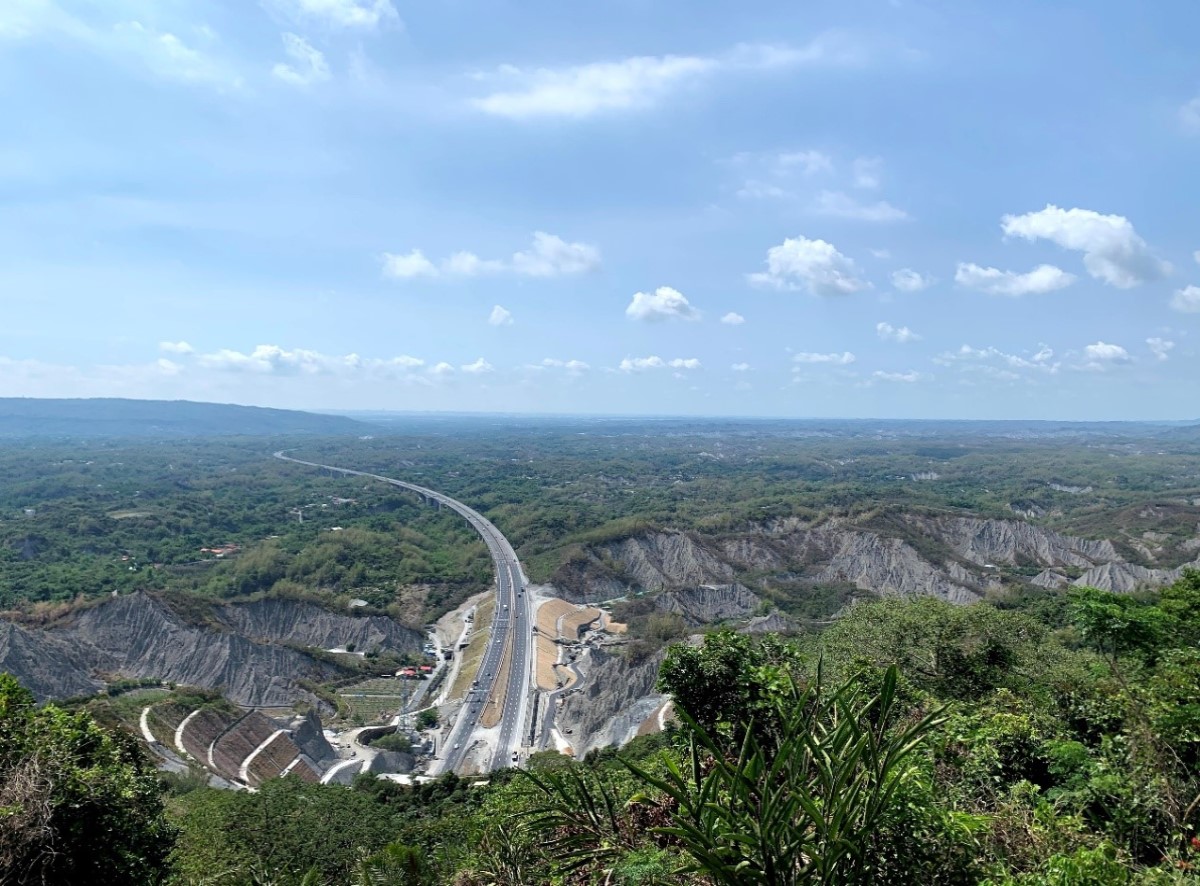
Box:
0, 398, 367, 438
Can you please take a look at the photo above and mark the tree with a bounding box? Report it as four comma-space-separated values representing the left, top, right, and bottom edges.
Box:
0, 673, 174, 884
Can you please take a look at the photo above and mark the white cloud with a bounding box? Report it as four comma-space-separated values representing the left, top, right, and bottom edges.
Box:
736, 180, 788, 200
720, 312, 745, 325
488, 305, 513, 326
156, 358, 182, 376
935, 344, 1060, 377
159, 340, 194, 355
539, 358, 589, 373
1146, 337, 1175, 361
382, 232, 599, 280
1170, 285, 1200, 313
461, 357, 493, 374
793, 351, 856, 365
264, 0, 399, 29
1080, 341, 1132, 371
510, 231, 601, 277
626, 286, 699, 322
470, 34, 863, 119
954, 262, 1076, 296
749, 236, 869, 296
731, 362, 751, 372
429, 362, 455, 376
872, 370, 925, 383
442, 252, 505, 276
381, 249, 438, 279
1180, 97, 1200, 132
1001, 205, 1170, 288
619, 355, 700, 372
111, 21, 241, 90
852, 156, 882, 189
813, 191, 909, 222
891, 268, 932, 292
272, 33, 330, 86
0, 5, 242, 90
876, 322, 920, 343
776, 150, 834, 176
196, 344, 424, 376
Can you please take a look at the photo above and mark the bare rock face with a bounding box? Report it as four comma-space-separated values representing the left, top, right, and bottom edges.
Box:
904, 515, 1119, 568
605, 531, 735, 591
0, 592, 420, 705
289, 710, 335, 762
0, 620, 105, 700
216, 598, 423, 655
655, 584, 762, 624
1072, 562, 1196, 594
556, 648, 666, 757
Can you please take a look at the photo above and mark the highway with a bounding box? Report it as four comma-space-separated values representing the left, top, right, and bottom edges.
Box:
273, 451, 534, 774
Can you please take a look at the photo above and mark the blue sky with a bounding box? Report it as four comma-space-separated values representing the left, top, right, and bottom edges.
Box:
2, 0, 1199, 419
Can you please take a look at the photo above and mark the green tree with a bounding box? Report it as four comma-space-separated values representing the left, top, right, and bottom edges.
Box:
0, 673, 174, 884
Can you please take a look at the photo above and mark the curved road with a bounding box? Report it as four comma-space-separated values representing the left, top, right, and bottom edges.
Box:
274, 451, 533, 774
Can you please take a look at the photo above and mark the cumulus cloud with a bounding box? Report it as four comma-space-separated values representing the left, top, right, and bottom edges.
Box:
891, 268, 932, 292
935, 344, 1060, 379
382, 232, 599, 280
265, 0, 399, 29
159, 341, 194, 355
813, 190, 909, 222
876, 322, 920, 343
470, 34, 863, 119
461, 357, 493, 374
488, 305, 513, 326
749, 236, 870, 296
1001, 205, 1169, 288
537, 358, 589, 373
619, 356, 701, 372
731, 362, 751, 372
872, 370, 926, 383
1170, 285, 1200, 313
626, 286, 699, 322
720, 312, 745, 325
195, 344, 424, 376
793, 351, 856, 365
272, 33, 330, 86
1146, 337, 1175, 361
381, 249, 438, 279
1080, 341, 1132, 371
954, 262, 1076, 296
428, 361, 455, 376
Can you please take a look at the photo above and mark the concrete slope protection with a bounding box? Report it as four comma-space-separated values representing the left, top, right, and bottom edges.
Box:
274, 451, 533, 775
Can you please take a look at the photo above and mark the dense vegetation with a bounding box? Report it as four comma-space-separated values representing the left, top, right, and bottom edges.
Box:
3, 418, 1200, 623
4, 575, 1199, 883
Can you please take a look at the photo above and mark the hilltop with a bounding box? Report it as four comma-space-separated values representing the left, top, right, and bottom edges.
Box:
0, 398, 366, 438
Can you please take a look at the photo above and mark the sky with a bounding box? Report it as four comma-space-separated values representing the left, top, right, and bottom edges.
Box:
2, 0, 1199, 420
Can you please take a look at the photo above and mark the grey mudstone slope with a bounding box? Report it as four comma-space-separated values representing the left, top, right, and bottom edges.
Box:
655, 584, 762, 624
557, 648, 666, 757
0, 592, 419, 705
216, 598, 422, 655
